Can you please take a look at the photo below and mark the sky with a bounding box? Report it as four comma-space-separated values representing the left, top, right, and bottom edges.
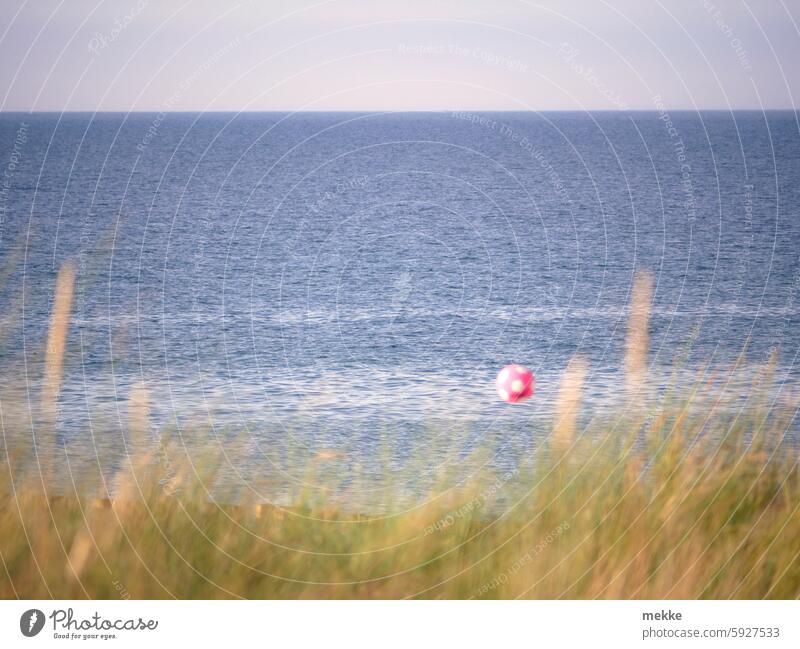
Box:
1, 0, 798, 111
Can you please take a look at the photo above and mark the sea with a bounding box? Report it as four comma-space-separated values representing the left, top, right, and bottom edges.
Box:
0, 111, 798, 496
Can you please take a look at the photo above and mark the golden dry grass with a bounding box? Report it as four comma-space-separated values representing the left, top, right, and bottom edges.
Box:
0, 386, 797, 599
625, 271, 653, 397
551, 355, 588, 456
41, 261, 75, 420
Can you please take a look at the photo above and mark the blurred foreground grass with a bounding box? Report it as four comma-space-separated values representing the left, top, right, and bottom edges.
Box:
0, 267, 798, 599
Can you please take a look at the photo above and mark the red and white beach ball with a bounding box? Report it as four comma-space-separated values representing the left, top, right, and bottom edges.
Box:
496, 364, 535, 403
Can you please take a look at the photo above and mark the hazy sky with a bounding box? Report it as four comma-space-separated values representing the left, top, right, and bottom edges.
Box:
1, 0, 798, 111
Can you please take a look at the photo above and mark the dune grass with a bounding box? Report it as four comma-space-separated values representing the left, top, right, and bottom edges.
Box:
0, 267, 798, 599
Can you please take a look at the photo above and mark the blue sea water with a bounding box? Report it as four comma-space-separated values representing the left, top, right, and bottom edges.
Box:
0, 111, 798, 489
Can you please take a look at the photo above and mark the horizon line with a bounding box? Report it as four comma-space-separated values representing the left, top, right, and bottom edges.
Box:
1, 107, 798, 115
